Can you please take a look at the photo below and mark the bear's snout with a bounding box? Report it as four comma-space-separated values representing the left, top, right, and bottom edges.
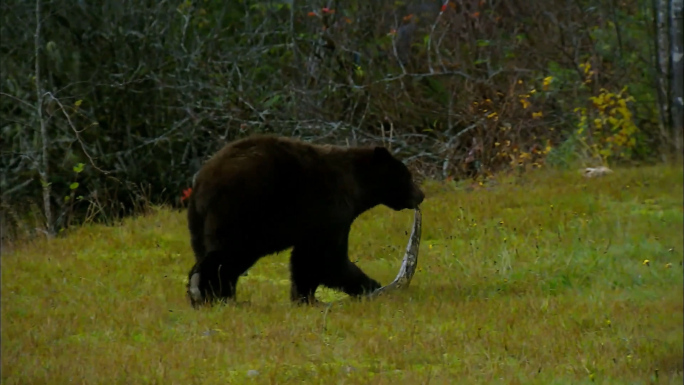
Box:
410, 184, 425, 207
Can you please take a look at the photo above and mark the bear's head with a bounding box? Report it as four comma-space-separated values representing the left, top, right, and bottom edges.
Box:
365, 146, 425, 211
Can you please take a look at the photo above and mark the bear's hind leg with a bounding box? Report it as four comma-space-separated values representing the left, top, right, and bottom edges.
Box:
189, 250, 256, 306
187, 195, 206, 263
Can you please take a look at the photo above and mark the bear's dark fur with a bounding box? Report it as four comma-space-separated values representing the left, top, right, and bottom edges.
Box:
186, 135, 424, 307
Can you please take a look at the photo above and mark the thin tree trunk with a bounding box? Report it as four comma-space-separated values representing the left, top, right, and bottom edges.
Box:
34, 0, 54, 238
654, 0, 672, 156
671, 0, 684, 158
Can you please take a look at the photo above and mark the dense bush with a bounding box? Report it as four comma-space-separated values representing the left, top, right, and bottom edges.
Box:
0, 0, 675, 239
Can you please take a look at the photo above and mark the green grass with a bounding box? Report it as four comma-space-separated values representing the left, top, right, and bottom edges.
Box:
2, 165, 683, 384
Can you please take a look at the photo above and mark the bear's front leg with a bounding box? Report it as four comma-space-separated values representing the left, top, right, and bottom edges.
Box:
317, 237, 381, 298
289, 246, 322, 305
324, 260, 381, 297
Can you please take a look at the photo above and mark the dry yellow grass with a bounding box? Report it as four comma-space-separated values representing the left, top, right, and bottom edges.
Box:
2, 165, 683, 384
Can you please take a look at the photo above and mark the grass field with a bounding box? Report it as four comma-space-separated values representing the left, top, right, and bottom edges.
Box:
2, 165, 683, 384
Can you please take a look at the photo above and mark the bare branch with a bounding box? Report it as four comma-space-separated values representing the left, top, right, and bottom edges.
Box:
426, 0, 451, 74
0, 92, 34, 109
44, 92, 111, 175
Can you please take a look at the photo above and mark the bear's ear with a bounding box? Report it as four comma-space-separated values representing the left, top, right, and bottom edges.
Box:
373, 146, 392, 162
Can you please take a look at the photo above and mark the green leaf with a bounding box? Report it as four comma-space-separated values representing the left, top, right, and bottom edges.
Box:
70, 182, 79, 190
263, 95, 281, 109
73, 163, 85, 173
75, 100, 83, 107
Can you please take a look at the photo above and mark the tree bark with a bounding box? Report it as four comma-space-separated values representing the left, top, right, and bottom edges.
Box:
366, 207, 422, 298
34, 0, 54, 238
655, 0, 673, 154
671, 0, 684, 158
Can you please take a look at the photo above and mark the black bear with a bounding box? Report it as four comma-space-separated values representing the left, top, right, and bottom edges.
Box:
185, 135, 424, 307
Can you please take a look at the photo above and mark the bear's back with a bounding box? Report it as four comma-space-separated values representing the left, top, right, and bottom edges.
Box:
192, 135, 356, 218
208, 135, 336, 170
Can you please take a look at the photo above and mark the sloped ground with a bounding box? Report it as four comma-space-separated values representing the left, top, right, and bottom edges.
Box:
2, 166, 683, 384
